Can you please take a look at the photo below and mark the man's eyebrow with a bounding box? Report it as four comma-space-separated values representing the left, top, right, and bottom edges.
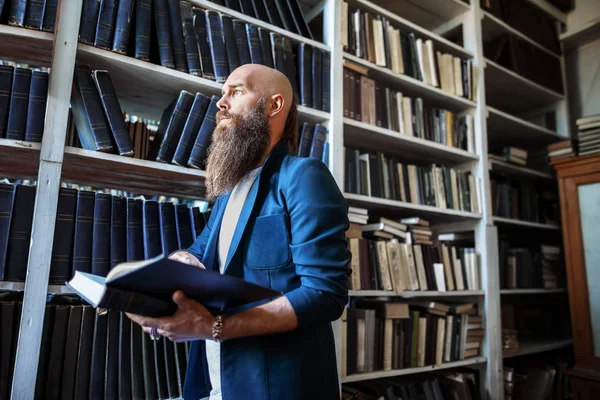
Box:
222, 82, 245, 94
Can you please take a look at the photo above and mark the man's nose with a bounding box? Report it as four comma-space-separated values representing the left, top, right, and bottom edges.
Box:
216, 96, 229, 111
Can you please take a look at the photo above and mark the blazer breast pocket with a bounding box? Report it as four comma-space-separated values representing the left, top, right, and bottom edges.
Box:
245, 213, 291, 269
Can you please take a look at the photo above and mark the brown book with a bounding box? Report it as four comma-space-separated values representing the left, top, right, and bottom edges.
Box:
435, 317, 446, 366
343, 59, 369, 75
364, 13, 376, 64
349, 238, 361, 290
360, 76, 369, 124
346, 223, 363, 239
343, 69, 350, 118
376, 240, 394, 291
417, 316, 427, 367
358, 239, 371, 290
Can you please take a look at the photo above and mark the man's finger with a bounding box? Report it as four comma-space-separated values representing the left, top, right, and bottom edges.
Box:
173, 290, 192, 309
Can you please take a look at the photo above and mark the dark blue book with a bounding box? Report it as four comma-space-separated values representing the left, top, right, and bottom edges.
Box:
322, 51, 331, 112
155, 91, 195, 163
245, 24, 263, 65
49, 188, 77, 283
193, 9, 215, 80
91, 70, 134, 156
282, 37, 298, 95
0, 65, 13, 139
224, 0, 241, 12
154, 339, 169, 399
72, 190, 96, 274
262, 0, 283, 28
73, 306, 95, 400
258, 27, 273, 68
153, 0, 175, 69
126, 198, 144, 262
71, 64, 114, 152
24, 70, 49, 143
118, 315, 132, 400
79, 0, 101, 45
143, 200, 162, 259
311, 48, 322, 111
309, 124, 327, 160
6, 68, 32, 141
238, 0, 255, 17
285, 0, 313, 39
221, 15, 240, 74
94, 0, 118, 49
24, 0, 47, 29
44, 305, 70, 399
175, 205, 194, 249
172, 92, 210, 166
0, 183, 16, 280
42, 0, 58, 31
166, 0, 188, 72
180, 1, 201, 76
191, 207, 205, 239
111, 0, 135, 54
8, 0, 26, 26
4, 185, 35, 281
104, 310, 120, 399
274, 0, 297, 34
187, 95, 219, 168
233, 19, 251, 65
91, 193, 112, 277
159, 202, 178, 255
134, 0, 152, 60
147, 97, 176, 161
297, 122, 313, 158
141, 330, 158, 398
297, 43, 312, 108
251, 0, 269, 22
89, 311, 108, 399
204, 10, 228, 83
270, 33, 285, 78
110, 196, 126, 270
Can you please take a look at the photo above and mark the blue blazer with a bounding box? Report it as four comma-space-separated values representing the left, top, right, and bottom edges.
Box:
183, 140, 351, 400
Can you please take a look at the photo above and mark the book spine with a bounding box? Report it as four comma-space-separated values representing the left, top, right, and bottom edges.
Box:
239, 0, 256, 17
156, 91, 195, 163
79, 0, 101, 45
134, 0, 152, 60
322, 51, 331, 112
297, 123, 313, 157
245, 24, 263, 65
263, 0, 283, 27
233, 19, 251, 65
159, 202, 179, 255
8, 0, 27, 26
282, 37, 298, 95
130, 323, 145, 399
6, 68, 32, 141
60, 306, 83, 400
94, 0, 118, 49
258, 27, 274, 68
73, 306, 95, 399
91, 70, 134, 156
49, 188, 77, 283
311, 48, 323, 110
126, 198, 144, 261
309, 124, 327, 160
180, 1, 201, 76
24, 0, 47, 30
153, 0, 175, 69
191, 207, 205, 238
175, 204, 194, 249
187, 95, 219, 168
270, 33, 285, 77
251, 0, 269, 23
191, 9, 213, 80
143, 200, 163, 259
89, 312, 108, 399
172, 92, 210, 166
4, 185, 35, 281
111, 0, 135, 54
286, 0, 312, 39
0, 65, 13, 139
91, 193, 112, 277
0, 184, 16, 280
153, 339, 169, 399
24, 70, 49, 143
166, 0, 188, 72
297, 44, 312, 108
118, 314, 133, 400
42, 0, 58, 31
205, 10, 228, 83
221, 15, 240, 74
110, 196, 126, 269
72, 190, 96, 275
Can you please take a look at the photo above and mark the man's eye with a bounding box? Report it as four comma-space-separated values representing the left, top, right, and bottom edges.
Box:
234, 89, 243, 95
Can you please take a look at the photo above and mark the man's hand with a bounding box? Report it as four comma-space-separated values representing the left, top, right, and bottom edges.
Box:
127, 290, 214, 342
169, 250, 205, 269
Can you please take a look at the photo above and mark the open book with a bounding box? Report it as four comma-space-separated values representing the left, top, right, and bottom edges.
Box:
67, 254, 281, 317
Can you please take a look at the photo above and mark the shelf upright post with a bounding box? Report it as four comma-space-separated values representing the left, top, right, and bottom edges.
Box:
10, 0, 83, 398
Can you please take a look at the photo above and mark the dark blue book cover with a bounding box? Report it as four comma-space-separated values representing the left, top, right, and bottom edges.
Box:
79, 0, 101, 45
238, 0, 255, 17
270, 33, 285, 78
0, 65, 14, 139
24, 70, 49, 143
187, 95, 219, 169
126, 197, 144, 262
297, 43, 312, 108
262, 0, 283, 28
191, 207, 205, 239
311, 48, 323, 110
166, 0, 188, 72
285, 0, 313, 39
322, 51, 331, 112
273, 0, 297, 34
297, 123, 313, 158
193, 9, 215, 80
6, 67, 32, 140
94, 0, 118, 49
180, 1, 201, 76
72, 190, 96, 274
24, 0, 46, 29
134, 0, 152, 60
110, 196, 126, 269
143, 200, 162, 259
148, 97, 177, 161
118, 314, 132, 400
159, 202, 178, 255
104, 310, 120, 399
111, 0, 135, 54
309, 124, 327, 160
156, 91, 195, 163
224, 0, 241, 12
172, 92, 210, 166
8, 0, 26, 26
50, 188, 77, 283
42, 0, 58, 31
175, 205, 194, 249
91, 193, 112, 277
251, 0, 269, 22
4, 184, 36, 281
153, 0, 175, 68
89, 312, 108, 399
204, 10, 228, 83
233, 19, 251, 65
0, 183, 16, 280
281, 37, 298, 95
221, 15, 240, 74
245, 24, 263, 65
258, 27, 273, 68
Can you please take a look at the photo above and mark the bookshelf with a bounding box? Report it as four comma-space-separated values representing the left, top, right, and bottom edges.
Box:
503, 339, 573, 359
560, 18, 600, 50
0, 0, 574, 398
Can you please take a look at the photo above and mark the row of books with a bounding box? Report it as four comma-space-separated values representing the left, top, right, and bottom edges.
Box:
344, 148, 481, 214
503, 361, 568, 400
576, 114, 600, 156
0, 64, 49, 142
343, 63, 474, 152
0, 183, 209, 283
343, 372, 481, 400
297, 122, 329, 164
0, 0, 58, 31
340, 3, 475, 100
498, 242, 564, 289
342, 302, 483, 376
490, 178, 560, 224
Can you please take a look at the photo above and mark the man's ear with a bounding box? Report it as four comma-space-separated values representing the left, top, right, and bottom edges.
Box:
268, 94, 285, 118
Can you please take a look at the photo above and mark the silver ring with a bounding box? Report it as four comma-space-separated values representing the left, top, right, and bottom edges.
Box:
150, 327, 160, 341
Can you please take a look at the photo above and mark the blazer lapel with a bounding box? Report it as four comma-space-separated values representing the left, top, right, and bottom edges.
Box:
203, 193, 230, 272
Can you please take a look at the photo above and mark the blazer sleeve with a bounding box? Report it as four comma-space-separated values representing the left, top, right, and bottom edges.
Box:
187, 196, 222, 262
283, 157, 351, 327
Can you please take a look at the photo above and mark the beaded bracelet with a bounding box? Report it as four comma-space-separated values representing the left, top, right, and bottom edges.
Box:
212, 315, 224, 343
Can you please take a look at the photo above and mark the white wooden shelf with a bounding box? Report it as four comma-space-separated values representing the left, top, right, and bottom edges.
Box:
344, 53, 476, 112
0, 282, 73, 295
342, 356, 487, 383
489, 159, 555, 180
485, 59, 564, 112
525, 0, 568, 24
486, 106, 561, 147
0, 25, 54, 67
344, 118, 479, 165
349, 290, 485, 297
503, 339, 573, 359
344, 193, 482, 221
481, 11, 560, 59
500, 288, 567, 294
363, 0, 470, 31
560, 18, 600, 51
492, 216, 561, 230
0, 139, 41, 181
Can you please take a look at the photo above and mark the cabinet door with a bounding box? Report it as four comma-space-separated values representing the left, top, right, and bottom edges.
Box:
563, 173, 600, 369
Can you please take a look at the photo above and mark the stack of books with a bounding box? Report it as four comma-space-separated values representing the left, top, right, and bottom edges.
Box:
402, 217, 432, 245
503, 147, 527, 166
360, 217, 406, 240
547, 140, 577, 161
348, 206, 369, 226
541, 245, 561, 289
576, 114, 600, 156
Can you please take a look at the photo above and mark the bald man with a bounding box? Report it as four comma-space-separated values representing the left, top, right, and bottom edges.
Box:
128, 65, 350, 400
